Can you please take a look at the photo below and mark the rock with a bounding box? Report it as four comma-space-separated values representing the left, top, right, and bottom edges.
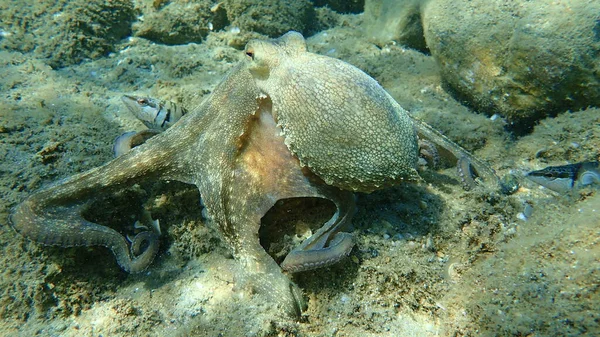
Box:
133, 0, 228, 45
313, 0, 364, 14
0, 0, 135, 68
422, 0, 600, 130
312, 7, 343, 34
222, 0, 315, 38
363, 0, 427, 52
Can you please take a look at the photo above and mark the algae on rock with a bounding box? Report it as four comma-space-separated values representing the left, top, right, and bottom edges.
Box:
422, 0, 600, 130
133, 0, 228, 45
363, 0, 427, 52
0, 0, 135, 68
222, 0, 315, 38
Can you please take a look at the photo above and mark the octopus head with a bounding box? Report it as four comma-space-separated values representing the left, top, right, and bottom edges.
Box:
244, 31, 307, 80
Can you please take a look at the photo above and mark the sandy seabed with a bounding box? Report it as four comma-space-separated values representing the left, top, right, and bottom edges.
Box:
0, 3, 598, 337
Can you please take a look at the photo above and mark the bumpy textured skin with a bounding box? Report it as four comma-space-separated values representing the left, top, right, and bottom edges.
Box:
245, 32, 420, 192
10, 32, 426, 317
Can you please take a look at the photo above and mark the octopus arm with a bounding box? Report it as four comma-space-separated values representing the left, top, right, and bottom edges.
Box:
10, 127, 184, 273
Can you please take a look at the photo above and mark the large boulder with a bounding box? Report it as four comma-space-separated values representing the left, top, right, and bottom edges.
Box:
422, 0, 600, 130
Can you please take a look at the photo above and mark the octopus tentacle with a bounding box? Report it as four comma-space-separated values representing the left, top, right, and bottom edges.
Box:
281, 190, 356, 273
418, 138, 440, 170
113, 129, 160, 157
457, 156, 478, 190
9, 130, 181, 273
11, 200, 159, 273
410, 116, 503, 191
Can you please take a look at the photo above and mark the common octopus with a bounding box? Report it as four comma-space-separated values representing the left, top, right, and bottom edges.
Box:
10, 32, 502, 316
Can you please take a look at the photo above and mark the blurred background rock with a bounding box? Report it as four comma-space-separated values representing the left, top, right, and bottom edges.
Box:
423, 0, 600, 133
0, 0, 135, 68
364, 0, 600, 133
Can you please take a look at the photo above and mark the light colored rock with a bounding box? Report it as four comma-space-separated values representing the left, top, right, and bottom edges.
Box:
422, 0, 600, 128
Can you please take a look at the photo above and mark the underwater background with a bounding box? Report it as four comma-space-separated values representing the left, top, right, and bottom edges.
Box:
0, 0, 598, 336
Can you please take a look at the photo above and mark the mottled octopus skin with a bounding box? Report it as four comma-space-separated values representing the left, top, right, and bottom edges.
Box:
10, 31, 490, 316
245, 32, 420, 192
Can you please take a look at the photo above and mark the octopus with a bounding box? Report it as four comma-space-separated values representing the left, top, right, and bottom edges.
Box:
9, 31, 503, 316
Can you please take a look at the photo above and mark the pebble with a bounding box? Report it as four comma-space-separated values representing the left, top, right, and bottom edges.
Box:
523, 203, 534, 218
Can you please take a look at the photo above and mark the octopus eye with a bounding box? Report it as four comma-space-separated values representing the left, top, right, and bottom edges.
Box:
137, 98, 147, 105
245, 48, 254, 60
